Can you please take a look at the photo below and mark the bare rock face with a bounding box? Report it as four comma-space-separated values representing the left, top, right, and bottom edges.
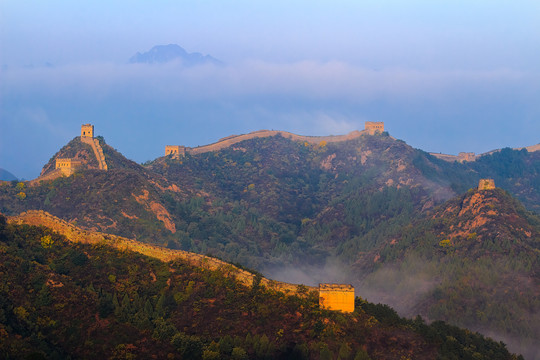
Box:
434, 188, 539, 250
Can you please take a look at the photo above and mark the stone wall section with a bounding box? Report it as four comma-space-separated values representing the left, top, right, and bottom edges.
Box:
81, 137, 108, 170
431, 143, 539, 163
9, 210, 316, 296
187, 130, 365, 155
29, 169, 64, 186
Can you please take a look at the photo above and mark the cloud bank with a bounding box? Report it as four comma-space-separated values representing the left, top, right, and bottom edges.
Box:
3, 60, 535, 101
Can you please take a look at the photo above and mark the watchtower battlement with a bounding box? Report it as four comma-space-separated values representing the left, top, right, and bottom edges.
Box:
55, 158, 82, 176
365, 121, 384, 135
478, 179, 495, 191
458, 152, 476, 162
80, 124, 107, 170
165, 145, 186, 158
81, 124, 94, 138
319, 284, 355, 312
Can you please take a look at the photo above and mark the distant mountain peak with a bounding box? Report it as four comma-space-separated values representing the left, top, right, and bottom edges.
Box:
0, 168, 17, 181
129, 44, 222, 66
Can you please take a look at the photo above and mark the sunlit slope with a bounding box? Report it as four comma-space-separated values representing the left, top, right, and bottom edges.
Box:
2, 131, 539, 270
0, 214, 522, 360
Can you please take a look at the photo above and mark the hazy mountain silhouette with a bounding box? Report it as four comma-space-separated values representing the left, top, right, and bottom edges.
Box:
129, 44, 223, 66
0, 168, 17, 181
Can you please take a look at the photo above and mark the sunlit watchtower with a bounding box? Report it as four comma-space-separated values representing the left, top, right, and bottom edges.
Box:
165, 145, 186, 158
365, 121, 384, 135
55, 158, 82, 176
478, 179, 495, 191
319, 284, 355, 312
81, 124, 94, 138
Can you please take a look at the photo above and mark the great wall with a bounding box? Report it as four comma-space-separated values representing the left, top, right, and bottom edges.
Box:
7, 121, 530, 313
30, 124, 108, 185
319, 284, 355, 313
15, 120, 525, 313
189, 129, 364, 155
165, 122, 386, 158
79, 124, 108, 170
8, 210, 318, 297
429, 144, 540, 163
163, 122, 538, 161
9, 210, 360, 311
81, 140, 108, 171
26, 122, 539, 178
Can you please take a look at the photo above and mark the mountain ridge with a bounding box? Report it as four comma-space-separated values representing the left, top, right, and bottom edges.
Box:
430, 142, 540, 163
1, 125, 540, 357
159, 128, 538, 160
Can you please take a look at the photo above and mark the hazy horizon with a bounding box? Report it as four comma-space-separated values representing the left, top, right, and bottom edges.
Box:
2, 1, 539, 179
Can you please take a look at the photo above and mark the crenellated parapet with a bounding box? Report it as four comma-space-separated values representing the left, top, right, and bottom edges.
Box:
55, 158, 82, 176
165, 145, 186, 158
458, 152, 476, 162
80, 124, 107, 170
81, 124, 94, 138
364, 121, 384, 135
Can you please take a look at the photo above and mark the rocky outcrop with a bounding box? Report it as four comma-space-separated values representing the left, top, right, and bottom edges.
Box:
132, 189, 176, 233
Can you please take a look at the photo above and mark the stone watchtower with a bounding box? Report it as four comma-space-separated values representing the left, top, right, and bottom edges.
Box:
81, 124, 94, 138
478, 179, 495, 191
365, 121, 384, 135
319, 284, 355, 313
80, 124, 108, 170
55, 158, 82, 176
458, 152, 476, 162
165, 145, 186, 158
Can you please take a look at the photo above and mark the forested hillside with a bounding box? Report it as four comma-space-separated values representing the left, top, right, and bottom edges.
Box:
0, 130, 539, 357
0, 215, 523, 359
356, 188, 540, 359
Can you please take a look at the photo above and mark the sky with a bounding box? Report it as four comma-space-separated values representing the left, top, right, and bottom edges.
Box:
1, 1, 539, 179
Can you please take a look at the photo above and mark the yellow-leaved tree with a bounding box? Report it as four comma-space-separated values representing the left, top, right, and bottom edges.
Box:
40, 235, 54, 248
